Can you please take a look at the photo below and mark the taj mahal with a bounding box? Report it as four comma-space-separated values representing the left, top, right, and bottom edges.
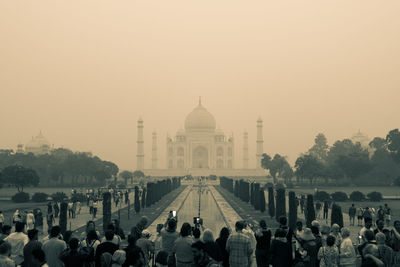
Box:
137, 99, 266, 177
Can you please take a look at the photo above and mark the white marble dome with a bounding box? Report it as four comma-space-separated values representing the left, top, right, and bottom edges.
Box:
184, 103, 216, 131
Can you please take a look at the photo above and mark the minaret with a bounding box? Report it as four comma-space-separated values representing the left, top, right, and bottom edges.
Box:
256, 118, 264, 169
152, 131, 157, 169
243, 131, 249, 169
136, 118, 144, 170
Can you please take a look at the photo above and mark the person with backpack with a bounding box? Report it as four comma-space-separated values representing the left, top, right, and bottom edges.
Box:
60, 238, 84, 267
299, 228, 319, 267
348, 204, 357, 226
191, 241, 220, 267
358, 207, 364, 227
81, 230, 100, 266
96, 230, 119, 267
318, 235, 339, 267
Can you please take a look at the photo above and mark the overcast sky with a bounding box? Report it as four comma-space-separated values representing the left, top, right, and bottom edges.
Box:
1, 0, 399, 170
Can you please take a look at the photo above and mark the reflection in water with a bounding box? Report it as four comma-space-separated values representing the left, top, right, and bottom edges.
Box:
177, 186, 227, 236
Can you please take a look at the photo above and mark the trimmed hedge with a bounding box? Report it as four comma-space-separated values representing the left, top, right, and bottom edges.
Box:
51, 192, 68, 202
289, 191, 297, 231
32, 192, 49, 202
268, 186, 275, 218
314, 191, 331, 201
367, 192, 383, 202
275, 188, 286, 222
350, 191, 365, 202
306, 194, 315, 227
12, 192, 30, 203
331, 192, 348, 202
71, 193, 86, 203
331, 203, 344, 228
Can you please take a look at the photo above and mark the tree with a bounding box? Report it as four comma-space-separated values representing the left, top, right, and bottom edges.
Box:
103, 192, 112, 233
295, 154, 325, 184
120, 170, 133, 185
134, 186, 141, 213
308, 133, 329, 162
133, 170, 145, 179
141, 188, 147, 209
275, 186, 286, 222
288, 191, 297, 231
261, 153, 292, 184
59, 202, 68, 235
268, 186, 275, 218
386, 129, 400, 163
331, 203, 344, 228
259, 189, 266, 213
306, 194, 315, 227
2, 165, 40, 192
369, 137, 387, 151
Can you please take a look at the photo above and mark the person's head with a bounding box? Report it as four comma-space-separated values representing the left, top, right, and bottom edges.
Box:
193, 228, 201, 239
296, 221, 303, 231
32, 248, 46, 264
321, 225, 330, 236
394, 221, 400, 231
1, 225, 11, 235
127, 235, 136, 246
105, 230, 114, 241
274, 228, 287, 238
139, 216, 148, 228
364, 230, 375, 242
191, 241, 207, 261
69, 238, 79, 250
366, 207, 369, 210
351, 204, 354, 207
141, 230, 152, 239
0, 240, 11, 256
259, 220, 267, 230
155, 251, 169, 266
63, 230, 73, 244
202, 229, 214, 243
331, 224, 340, 234
107, 223, 116, 232
341, 228, 351, 238
111, 219, 120, 228
112, 250, 126, 265
376, 233, 386, 245
326, 235, 335, 247
180, 223, 192, 237
376, 219, 385, 230
363, 244, 379, 257
279, 216, 287, 226
219, 227, 230, 239
379, 206, 382, 209
86, 221, 96, 232
50, 226, 61, 238
384, 203, 388, 207
15, 221, 25, 233
167, 218, 177, 231
87, 230, 98, 242
364, 218, 373, 229
28, 229, 39, 241
235, 221, 244, 232
311, 220, 320, 230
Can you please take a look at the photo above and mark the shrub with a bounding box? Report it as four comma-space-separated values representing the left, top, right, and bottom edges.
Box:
259, 189, 266, 213
60, 202, 68, 234
275, 188, 286, 222
51, 192, 68, 202
331, 192, 348, 202
289, 191, 297, 231
331, 203, 344, 228
367, 191, 383, 202
314, 191, 331, 201
71, 193, 86, 203
306, 194, 315, 227
31, 192, 49, 202
12, 192, 30, 203
350, 191, 365, 202
103, 192, 112, 233
134, 186, 141, 213
268, 187, 275, 218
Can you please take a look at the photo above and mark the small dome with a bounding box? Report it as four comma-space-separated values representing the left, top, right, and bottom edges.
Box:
26, 132, 51, 149
184, 103, 216, 132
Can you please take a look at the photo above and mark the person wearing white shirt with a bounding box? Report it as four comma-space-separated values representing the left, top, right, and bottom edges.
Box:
0, 211, 4, 229
4, 221, 29, 265
339, 228, 357, 267
26, 211, 35, 230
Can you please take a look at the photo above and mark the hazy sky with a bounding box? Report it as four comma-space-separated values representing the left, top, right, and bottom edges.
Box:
1, 0, 399, 170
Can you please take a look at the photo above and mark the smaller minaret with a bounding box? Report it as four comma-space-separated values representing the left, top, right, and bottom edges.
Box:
136, 118, 144, 170
243, 131, 249, 169
256, 118, 264, 169
152, 131, 158, 169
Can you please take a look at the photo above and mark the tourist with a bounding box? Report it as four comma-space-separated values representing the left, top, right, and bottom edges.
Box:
318, 235, 339, 267
384, 204, 391, 227
193, 228, 201, 243
254, 220, 271, 267
269, 228, 291, 267
358, 207, 364, 227
279, 216, 294, 258
0, 225, 11, 241
46, 208, 55, 230
339, 228, 357, 267
123, 235, 145, 267
358, 230, 377, 265
161, 218, 179, 267
81, 220, 101, 241
360, 218, 374, 244
93, 199, 98, 218
101, 224, 121, 247
173, 223, 194, 267
330, 224, 342, 248
89, 197, 94, 214
374, 219, 386, 236
363, 207, 373, 222
0, 211, 4, 230
131, 216, 149, 241
375, 232, 393, 267
215, 227, 230, 267
323, 201, 329, 221
42, 226, 67, 267
136, 230, 155, 267
191, 241, 220, 267
82, 229, 101, 256
13, 210, 21, 224
0, 240, 15, 267
361, 244, 385, 266
68, 200, 74, 218
4, 221, 28, 265
32, 248, 50, 267
154, 224, 164, 256
389, 220, 400, 265
316, 201, 322, 219
203, 229, 222, 262
63, 230, 73, 246
23, 229, 42, 267
349, 204, 357, 226
59, 237, 84, 267
226, 221, 253, 267
54, 202, 60, 218
111, 219, 126, 240
320, 225, 331, 247
300, 196, 305, 214
155, 251, 169, 267
299, 228, 319, 267
95, 230, 119, 267
72, 200, 77, 218
377, 206, 385, 222
26, 210, 35, 230
111, 250, 126, 267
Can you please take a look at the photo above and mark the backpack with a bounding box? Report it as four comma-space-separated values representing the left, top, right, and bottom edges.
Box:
80, 239, 96, 262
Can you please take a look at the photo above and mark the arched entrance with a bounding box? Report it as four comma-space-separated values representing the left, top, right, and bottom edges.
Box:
192, 146, 208, 168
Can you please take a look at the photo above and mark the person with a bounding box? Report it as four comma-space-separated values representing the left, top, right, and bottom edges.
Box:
384, 204, 391, 227
320, 225, 330, 247
131, 216, 149, 241
279, 216, 294, 258
316, 201, 322, 219
215, 227, 230, 267
95, 230, 119, 267
299, 228, 319, 267
173, 223, 194, 267
81, 230, 100, 266
377, 206, 385, 222
32, 248, 50, 267
389, 220, 400, 265
93, 199, 98, 218
101, 224, 122, 247
13, 210, 21, 224
0, 211, 4, 230
363, 207, 373, 222
191, 241, 220, 267
42, 225, 67, 267
0, 240, 15, 267
362, 244, 385, 267
360, 218, 374, 244
358, 207, 365, 226
63, 230, 73, 246
203, 229, 222, 262
111, 219, 126, 240
111, 250, 126, 267
26, 210, 35, 230
323, 201, 329, 220
154, 224, 164, 256
358, 230, 377, 265
46, 208, 55, 230
24, 229, 42, 267
160, 218, 179, 267
254, 220, 271, 267
68, 201, 74, 218
375, 232, 393, 267
300, 197, 305, 214
81, 221, 101, 241
136, 230, 155, 267
193, 228, 201, 243
59, 237, 84, 267
226, 221, 253, 267
374, 220, 386, 236
0, 225, 12, 241
318, 235, 339, 267
330, 224, 342, 248
89, 197, 94, 214
123, 235, 145, 267
349, 204, 357, 226
54, 202, 60, 218
269, 228, 291, 267
339, 228, 357, 267
4, 221, 28, 265
155, 251, 169, 267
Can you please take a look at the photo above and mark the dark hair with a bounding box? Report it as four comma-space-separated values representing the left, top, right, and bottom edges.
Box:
259, 220, 267, 229
193, 228, 201, 239
235, 221, 244, 231
107, 223, 115, 231
326, 235, 335, 246
219, 227, 230, 239
69, 238, 79, 250
87, 230, 98, 242
0, 240, 11, 255
275, 228, 287, 238
364, 230, 375, 241
364, 217, 372, 223
279, 216, 287, 226
376, 219, 384, 225
180, 223, 192, 237
105, 230, 114, 241
28, 229, 39, 240
168, 218, 177, 231
311, 226, 320, 235
127, 235, 136, 245
155, 251, 169, 265
32, 248, 46, 262
1, 225, 12, 234
191, 241, 206, 251
15, 221, 25, 232
50, 226, 61, 238
63, 231, 73, 244
86, 220, 95, 229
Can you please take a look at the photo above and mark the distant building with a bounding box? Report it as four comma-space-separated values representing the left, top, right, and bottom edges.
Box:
351, 130, 370, 147
17, 131, 53, 155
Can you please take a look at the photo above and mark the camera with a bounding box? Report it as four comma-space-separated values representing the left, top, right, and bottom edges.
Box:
193, 217, 203, 226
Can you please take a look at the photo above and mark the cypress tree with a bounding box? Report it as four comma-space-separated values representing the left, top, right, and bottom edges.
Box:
268, 186, 275, 218
59, 202, 68, 235
234, 180, 239, 197
289, 191, 297, 231
259, 189, 266, 213
134, 186, 141, 213
331, 203, 344, 228
275, 187, 286, 222
146, 182, 152, 207
254, 183, 261, 210
141, 188, 146, 209
103, 192, 112, 233
306, 194, 315, 227
250, 183, 254, 206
